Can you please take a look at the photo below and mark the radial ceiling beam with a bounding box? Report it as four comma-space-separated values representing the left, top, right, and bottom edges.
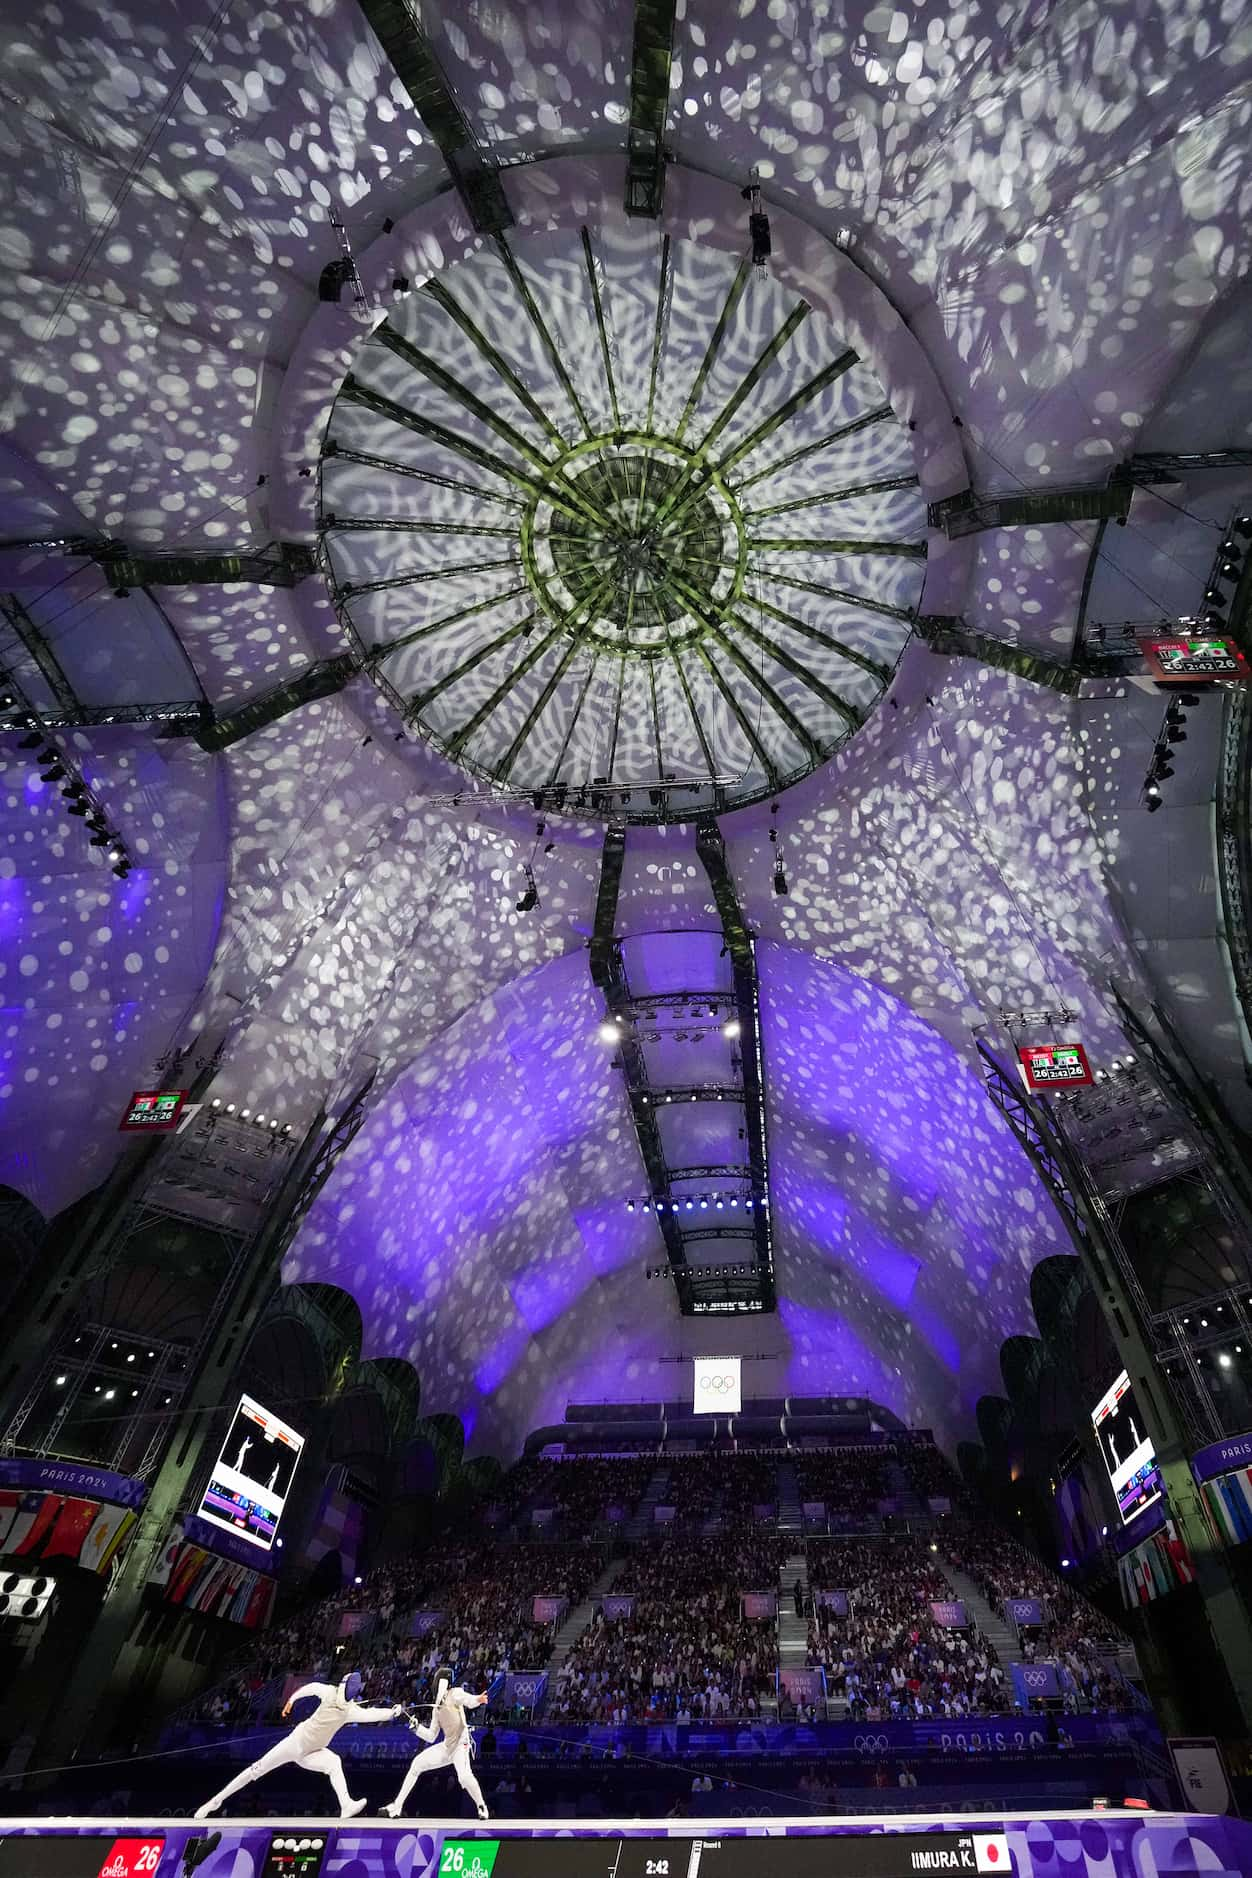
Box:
353, 0, 513, 233
736, 404, 895, 490
322, 442, 525, 508
718, 348, 859, 477
750, 533, 926, 557
625, 0, 678, 217
750, 472, 919, 520
747, 593, 892, 685
695, 815, 776, 1312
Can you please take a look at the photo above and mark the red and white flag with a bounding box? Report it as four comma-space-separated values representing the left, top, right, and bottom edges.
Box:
972, 1834, 1011, 1873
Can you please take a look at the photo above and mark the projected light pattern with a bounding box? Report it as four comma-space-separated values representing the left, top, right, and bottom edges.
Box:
288, 935, 1070, 1455
323, 225, 924, 812
0, 729, 226, 1214
0, 0, 1249, 1466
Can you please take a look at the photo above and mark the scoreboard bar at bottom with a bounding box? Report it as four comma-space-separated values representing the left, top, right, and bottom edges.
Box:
440, 1832, 1012, 1877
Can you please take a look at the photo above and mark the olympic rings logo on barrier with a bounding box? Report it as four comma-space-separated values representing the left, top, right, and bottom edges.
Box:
1023, 1669, 1049, 1689
699, 1374, 737, 1393
853, 1733, 890, 1751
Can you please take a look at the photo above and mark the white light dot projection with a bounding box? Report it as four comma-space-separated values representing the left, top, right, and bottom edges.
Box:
0, 0, 1248, 1462
0, 731, 226, 1214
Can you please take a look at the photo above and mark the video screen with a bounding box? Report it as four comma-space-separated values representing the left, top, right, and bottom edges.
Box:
1091, 1370, 1162, 1526
197, 1394, 304, 1553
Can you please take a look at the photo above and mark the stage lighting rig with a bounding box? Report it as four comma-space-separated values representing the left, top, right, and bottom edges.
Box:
515, 861, 539, 913
741, 172, 771, 274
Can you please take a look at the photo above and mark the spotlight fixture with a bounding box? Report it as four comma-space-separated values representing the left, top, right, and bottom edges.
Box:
39, 762, 65, 782
18, 731, 41, 750
773, 863, 788, 896
723, 1019, 741, 1039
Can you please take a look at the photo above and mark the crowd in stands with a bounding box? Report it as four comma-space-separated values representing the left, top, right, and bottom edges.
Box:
182, 1543, 600, 1726
794, 1447, 892, 1522
893, 1440, 965, 1506
552, 1536, 788, 1722
807, 1539, 1008, 1720
944, 1533, 1134, 1713
488, 1456, 656, 1532
173, 1446, 1135, 1741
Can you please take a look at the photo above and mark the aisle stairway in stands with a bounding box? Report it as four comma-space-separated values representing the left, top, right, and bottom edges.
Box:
546, 1555, 626, 1672
884, 1456, 927, 1522
777, 1551, 809, 1667
627, 1463, 671, 1540
936, 1559, 1024, 1666
777, 1460, 803, 1535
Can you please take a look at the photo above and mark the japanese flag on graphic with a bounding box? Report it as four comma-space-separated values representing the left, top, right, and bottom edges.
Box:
972, 1835, 1011, 1873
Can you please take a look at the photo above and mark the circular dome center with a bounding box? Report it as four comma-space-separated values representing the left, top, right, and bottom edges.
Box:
525, 438, 744, 654
320, 223, 927, 820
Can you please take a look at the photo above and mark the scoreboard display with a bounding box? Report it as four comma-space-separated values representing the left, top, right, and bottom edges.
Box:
437, 1833, 1012, 1878
0, 1838, 164, 1878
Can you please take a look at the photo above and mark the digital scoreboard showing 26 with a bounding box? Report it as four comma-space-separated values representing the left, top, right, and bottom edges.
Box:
0, 1838, 165, 1878
440, 1832, 1013, 1878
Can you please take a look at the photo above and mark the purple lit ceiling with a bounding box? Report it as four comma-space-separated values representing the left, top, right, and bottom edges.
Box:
1, 0, 1250, 1456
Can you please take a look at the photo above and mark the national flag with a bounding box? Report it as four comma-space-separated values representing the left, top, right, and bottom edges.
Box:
972, 1833, 1011, 1872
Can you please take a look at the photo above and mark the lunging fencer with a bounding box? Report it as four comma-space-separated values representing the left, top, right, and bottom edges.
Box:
195, 1671, 402, 1819
382, 1669, 490, 1819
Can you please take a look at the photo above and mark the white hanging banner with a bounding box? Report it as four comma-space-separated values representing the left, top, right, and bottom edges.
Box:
693, 1355, 741, 1414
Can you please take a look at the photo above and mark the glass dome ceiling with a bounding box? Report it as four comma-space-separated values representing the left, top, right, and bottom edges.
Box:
321, 223, 927, 816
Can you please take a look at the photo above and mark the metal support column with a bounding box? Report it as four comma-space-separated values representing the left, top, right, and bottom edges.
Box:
29, 1075, 376, 1767
980, 1043, 1252, 1728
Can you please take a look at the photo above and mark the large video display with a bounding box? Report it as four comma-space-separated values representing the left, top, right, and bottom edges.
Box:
196, 1395, 304, 1554
1091, 1370, 1162, 1526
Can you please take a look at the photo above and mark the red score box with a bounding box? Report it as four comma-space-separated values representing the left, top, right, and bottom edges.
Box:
95, 1841, 164, 1878
1018, 1042, 1094, 1091
1139, 635, 1250, 684
118, 1089, 187, 1132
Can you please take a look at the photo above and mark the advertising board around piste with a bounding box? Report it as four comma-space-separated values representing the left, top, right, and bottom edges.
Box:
434, 1832, 1014, 1878
5, 1818, 1252, 1878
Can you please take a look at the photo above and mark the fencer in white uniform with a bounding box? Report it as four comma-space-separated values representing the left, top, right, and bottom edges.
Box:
382, 1670, 490, 1819
195, 1671, 402, 1819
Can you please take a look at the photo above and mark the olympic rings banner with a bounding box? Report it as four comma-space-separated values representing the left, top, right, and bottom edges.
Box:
743, 1592, 777, 1619
1005, 1598, 1046, 1627
693, 1356, 742, 1414
1010, 1662, 1061, 1706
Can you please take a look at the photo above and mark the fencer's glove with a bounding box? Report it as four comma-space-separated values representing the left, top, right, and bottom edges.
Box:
391, 1705, 405, 1719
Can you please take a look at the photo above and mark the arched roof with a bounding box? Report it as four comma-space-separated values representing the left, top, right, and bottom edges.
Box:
1, 0, 1250, 1460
